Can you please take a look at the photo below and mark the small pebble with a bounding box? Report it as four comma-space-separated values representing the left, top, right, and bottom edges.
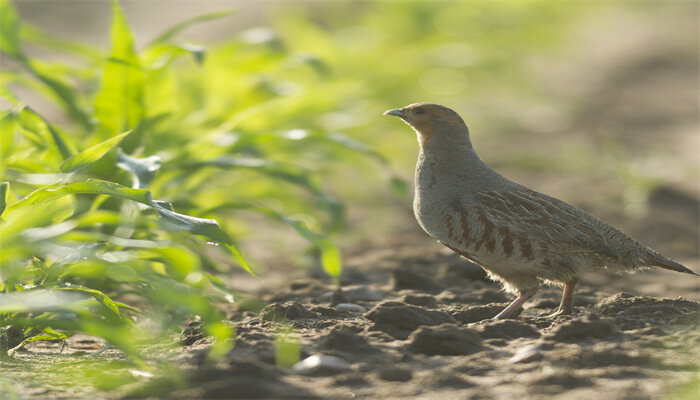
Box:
336, 303, 367, 313
508, 344, 543, 363
293, 355, 351, 375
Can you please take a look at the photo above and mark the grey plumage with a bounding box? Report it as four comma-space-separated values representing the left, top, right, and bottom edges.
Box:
385, 102, 698, 319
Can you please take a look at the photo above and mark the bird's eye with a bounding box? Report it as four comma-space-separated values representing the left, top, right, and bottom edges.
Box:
413, 108, 426, 115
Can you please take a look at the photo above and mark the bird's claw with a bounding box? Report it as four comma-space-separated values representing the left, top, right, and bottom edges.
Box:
546, 308, 573, 318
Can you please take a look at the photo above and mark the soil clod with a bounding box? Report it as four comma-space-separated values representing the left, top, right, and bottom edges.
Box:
407, 324, 483, 355
364, 301, 455, 339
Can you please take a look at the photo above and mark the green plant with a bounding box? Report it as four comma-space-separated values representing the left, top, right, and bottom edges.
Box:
0, 0, 388, 368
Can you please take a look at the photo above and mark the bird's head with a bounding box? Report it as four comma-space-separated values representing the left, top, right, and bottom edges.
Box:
384, 103, 470, 148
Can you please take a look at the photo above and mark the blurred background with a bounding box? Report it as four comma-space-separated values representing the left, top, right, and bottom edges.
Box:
4, 1, 698, 300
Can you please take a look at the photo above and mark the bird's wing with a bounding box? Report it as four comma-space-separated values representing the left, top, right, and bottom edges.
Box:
470, 189, 620, 259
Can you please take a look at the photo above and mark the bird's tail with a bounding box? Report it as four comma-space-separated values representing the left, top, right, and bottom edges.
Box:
643, 251, 699, 276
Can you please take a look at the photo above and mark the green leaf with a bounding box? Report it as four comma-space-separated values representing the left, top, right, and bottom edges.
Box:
25, 61, 91, 129
148, 10, 235, 46
206, 203, 341, 280
0, 192, 75, 246
274, 324, 300, 368
176, 157, 324, 195
318, 239, 342, 280
1, 179, 249, 272
0, 80, 20, 103
289, 53, 331, 77
54, 284, 127, 322
139, 246, 199, 281
0, 182, 8, 217
154, 204, 233, 245
113, 301, 141, 314
21, 329, 67, 344
2, 180, 152, 223
21, 220, 76, 242
224, 243, 255, 277
20, 24, 101, 62
0, 108, 16, 160
142, 43, 206, 70
60, 130, 131, 172
0, 1, 90, 129
15, 107, 47, 150
325, 132, 389, 164
78, 319, 145, 367
94, 0, 144, 139
116, 149, 161, 189
6, 328, 68, 357
106, 57, 141, 69
179, 43, 206, 65
284, 218, 342, 281
17, 106, 75, 160
204, 321, 234, 360
0, 0, 23, 58
120, 112, 170, 154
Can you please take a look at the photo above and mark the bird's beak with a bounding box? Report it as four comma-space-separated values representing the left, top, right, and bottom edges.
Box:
384, 108, 407, 119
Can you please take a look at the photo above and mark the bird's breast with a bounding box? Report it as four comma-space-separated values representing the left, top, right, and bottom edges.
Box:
413, 164, 459, 243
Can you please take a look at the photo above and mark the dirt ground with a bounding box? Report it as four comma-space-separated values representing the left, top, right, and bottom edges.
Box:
6, 224, 698, 399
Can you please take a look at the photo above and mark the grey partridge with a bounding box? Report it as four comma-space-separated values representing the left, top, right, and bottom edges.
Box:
385, 102, 698, 319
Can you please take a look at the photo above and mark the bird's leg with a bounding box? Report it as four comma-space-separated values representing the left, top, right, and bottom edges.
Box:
548, 279, 577, 317
493, 288, 538, 320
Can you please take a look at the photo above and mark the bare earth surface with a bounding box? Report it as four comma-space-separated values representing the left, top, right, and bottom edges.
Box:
7, 225, 699, 399
184, 229, 700, 400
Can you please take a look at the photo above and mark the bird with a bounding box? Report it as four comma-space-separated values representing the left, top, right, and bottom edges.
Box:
384, 102, 699, 319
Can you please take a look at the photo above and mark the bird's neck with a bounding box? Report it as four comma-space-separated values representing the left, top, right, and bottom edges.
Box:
416, 131, 499, 191
418, 128, 475, 167
417, 145, 483, 179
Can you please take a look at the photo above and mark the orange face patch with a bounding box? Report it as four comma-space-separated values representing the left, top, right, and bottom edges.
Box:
387, 103, 467, 148
400, 103, 464, 147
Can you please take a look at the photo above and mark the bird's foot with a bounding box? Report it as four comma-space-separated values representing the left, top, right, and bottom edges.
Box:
493, 288, 538, 320
493, 308, 523, 320
547, 279, 577, 318
546, 307, 573, 318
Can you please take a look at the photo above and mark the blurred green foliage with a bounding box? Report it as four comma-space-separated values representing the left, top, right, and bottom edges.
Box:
0, 0, 369, 368
271, 2, 582, 158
